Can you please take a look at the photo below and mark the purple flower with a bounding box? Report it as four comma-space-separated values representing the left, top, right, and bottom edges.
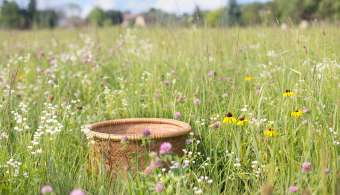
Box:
209, 121, 221, 129
144, 159, 162, 175
207, 70, 216, 77
120, 136, 128, 143
41, 185, 53, 194
301, 162, 312, 173
302, 107, 310, 113
174, 112, 181, 119
155, 182, 164, 193
193, 98, 201, 106
159, 142, 172, 154
70, 189, 86, 195
143, 128, 151, 137
324, 168, 330, 174
289, 185, 298, 193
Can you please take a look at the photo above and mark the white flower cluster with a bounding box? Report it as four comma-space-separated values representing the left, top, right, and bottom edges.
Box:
0, 131, 8, 141
28, 103, 63, 155
329, 128, 340, 146
5, 158, 22, 177
11, 102, 30, 133
251, 160, 265, 177
116, 29, 153, 59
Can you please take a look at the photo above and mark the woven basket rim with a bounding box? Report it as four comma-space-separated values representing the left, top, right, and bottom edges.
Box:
85, 118, 191, 141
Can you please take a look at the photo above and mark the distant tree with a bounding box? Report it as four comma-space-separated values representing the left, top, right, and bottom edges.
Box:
317, 0, 340, 21
219, 0, 241, 26
192, 5, 204, 26
87, 7, 106, 26
241, 3, 263, 25
105, 10, 123, 25
28, 0, 37, 25
0, 0, 23, 28
35, 10, 58, 28
144, 8, 179, 26
227, 0, 242, 25
205, 9, 223, 27
274, 0, 320, 23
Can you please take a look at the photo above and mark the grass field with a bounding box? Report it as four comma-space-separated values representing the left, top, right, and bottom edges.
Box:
0, 27, 339, 194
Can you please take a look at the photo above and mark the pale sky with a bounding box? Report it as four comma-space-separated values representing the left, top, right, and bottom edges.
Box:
7, 0, 269, 16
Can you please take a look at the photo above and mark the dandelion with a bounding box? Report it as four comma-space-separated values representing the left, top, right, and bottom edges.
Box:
155, 182, 164, 193
159, 142, 172, 154
244, 75, 253, 81
41, 185, 53, 194
291, 109, 303, 118
223, 113, 237, 124
289, 185, 298, 193
70, 188, 86, 195
301, 162, 312, 173
236, 116, 248, 126
264, 128, 278, 138
283, 89, 295, 97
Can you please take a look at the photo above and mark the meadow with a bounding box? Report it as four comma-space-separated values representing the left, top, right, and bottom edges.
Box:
0, 26, 339, 194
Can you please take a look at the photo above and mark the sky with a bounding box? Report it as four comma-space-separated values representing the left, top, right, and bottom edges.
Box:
8, 0, 269, 17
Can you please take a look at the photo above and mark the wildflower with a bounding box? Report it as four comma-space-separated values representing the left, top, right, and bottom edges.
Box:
143, 128, 151, 137
289, 185, 298, 193
283, 89, 295, 97
302, 107, 310, 113
174, 112, 181, 119
120, 136, 128, 143
301, 162, 312, 173
244, 75, 253, 81
41, 185, 53, 194
70, 188, 86, 195
193, 98, 201, 106
207, 70, 216, 77
155, 182, 164, 193
236, 116, 248, 126
291, 109, 303, 118
263, 128, 278, 138
223, 113, 237, 124
209, 121, 221, 129
324, 168, 330, 174
159, 142, 172, 154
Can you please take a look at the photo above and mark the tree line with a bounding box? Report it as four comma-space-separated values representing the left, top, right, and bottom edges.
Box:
0, 0, 339, 29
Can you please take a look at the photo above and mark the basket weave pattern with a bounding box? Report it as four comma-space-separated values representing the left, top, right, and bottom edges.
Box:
86, 118, 191, 172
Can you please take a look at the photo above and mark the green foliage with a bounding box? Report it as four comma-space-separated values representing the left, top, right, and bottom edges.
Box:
87, 7, 106, 26
87, 7, 122, 27
192, 6, 204, 26
0, 27, 339, 194
0, 1, 22, 28
35, 10, 58, 28
205, 9, 223, 27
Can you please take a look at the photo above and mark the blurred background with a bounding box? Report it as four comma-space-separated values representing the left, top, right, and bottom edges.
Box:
0, 0, 339, 29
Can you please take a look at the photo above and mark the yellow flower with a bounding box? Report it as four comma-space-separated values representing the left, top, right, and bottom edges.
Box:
283, 89, 295, 97
223, 113, 237, 124
244, 76, 253, 81
291, 109, 303, 118
236, 116, 248, 126
264, 128, 278, 138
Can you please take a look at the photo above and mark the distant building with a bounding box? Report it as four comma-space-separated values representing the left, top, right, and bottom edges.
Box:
122, 12, 146, 27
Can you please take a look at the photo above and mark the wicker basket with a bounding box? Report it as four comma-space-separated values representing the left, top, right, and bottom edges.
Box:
85, 118, 191, 174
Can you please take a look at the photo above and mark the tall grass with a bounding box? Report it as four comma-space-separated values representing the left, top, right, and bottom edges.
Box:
0, 26, 339, 194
